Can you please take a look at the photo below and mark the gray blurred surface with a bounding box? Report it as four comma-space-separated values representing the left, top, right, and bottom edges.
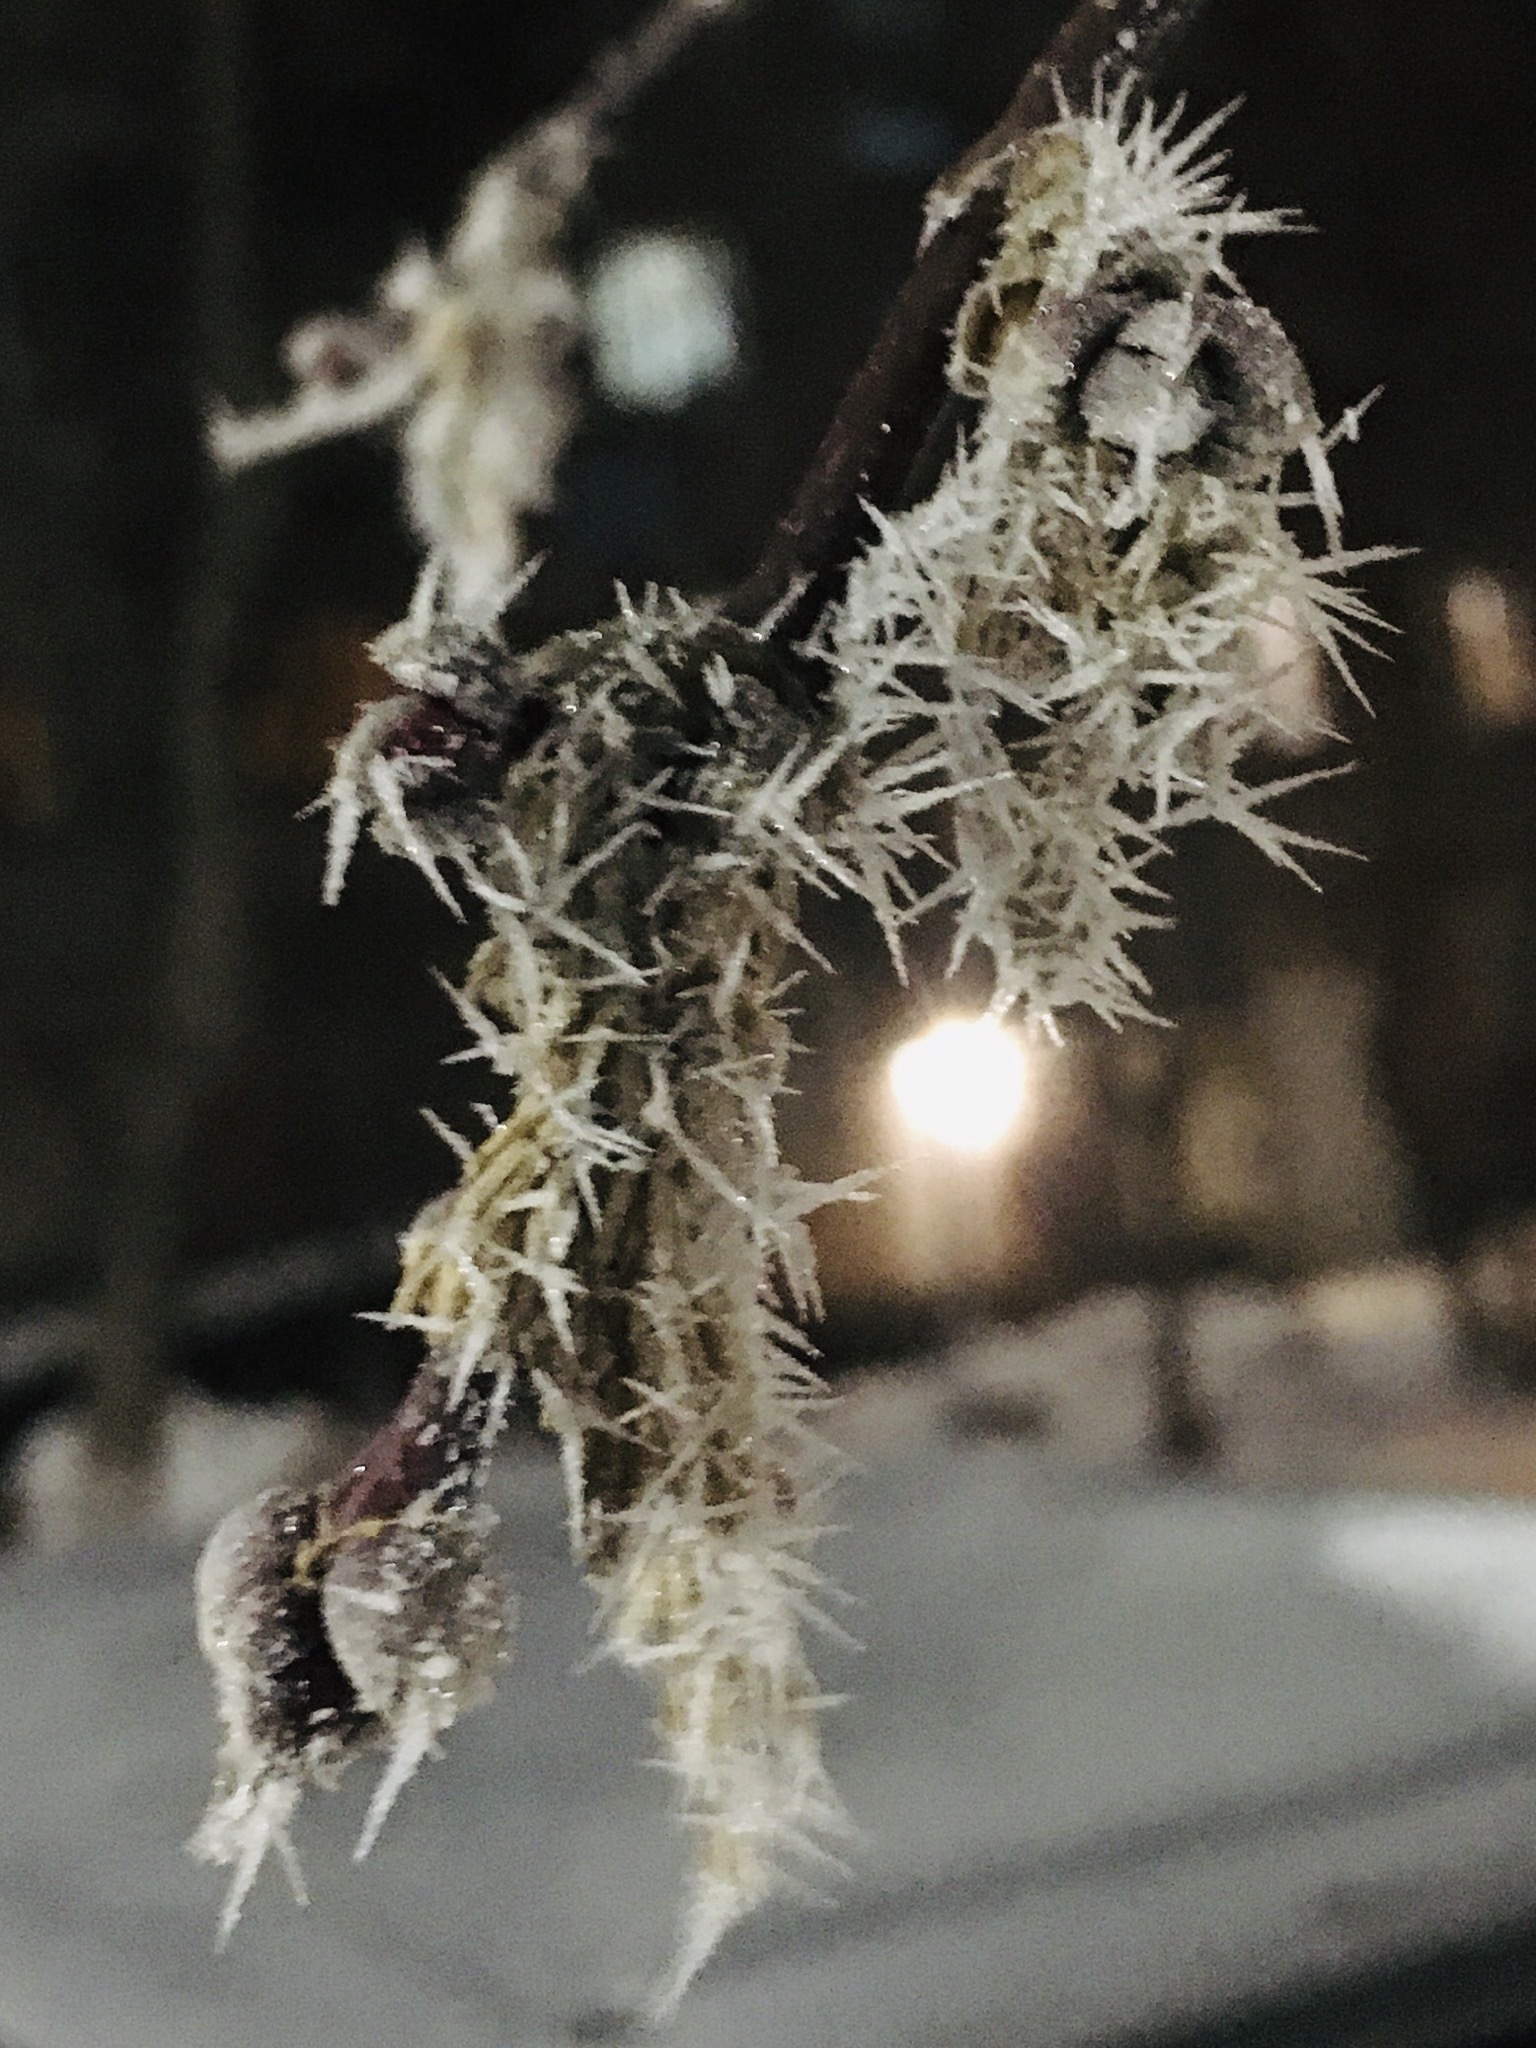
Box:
4, 1408, 1536, 2046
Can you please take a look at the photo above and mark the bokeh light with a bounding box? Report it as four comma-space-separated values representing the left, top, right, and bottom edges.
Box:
888, 1015, 1031, 1154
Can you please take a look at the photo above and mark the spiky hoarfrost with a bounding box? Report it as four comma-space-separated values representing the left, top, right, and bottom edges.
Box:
826, 83, 1388, 1022
194, 77, 1385, 2007
208, 0, 741, 621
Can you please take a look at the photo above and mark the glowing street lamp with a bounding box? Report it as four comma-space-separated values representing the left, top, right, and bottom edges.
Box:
882, 1013, 1039, 1298
888, 1014, 1032, 1154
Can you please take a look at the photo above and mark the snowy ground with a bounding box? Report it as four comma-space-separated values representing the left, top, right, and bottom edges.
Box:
6, 1284, 1536, 2046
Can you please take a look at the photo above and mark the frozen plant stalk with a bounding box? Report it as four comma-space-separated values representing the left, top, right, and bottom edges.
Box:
193, 0, 1388, 2010
373, 591, 860, 2007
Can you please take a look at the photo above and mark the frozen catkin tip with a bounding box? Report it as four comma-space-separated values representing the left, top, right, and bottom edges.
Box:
190, 1472, 510, 1939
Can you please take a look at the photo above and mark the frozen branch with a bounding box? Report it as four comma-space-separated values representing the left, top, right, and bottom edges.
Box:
192, 0, 1394, 2011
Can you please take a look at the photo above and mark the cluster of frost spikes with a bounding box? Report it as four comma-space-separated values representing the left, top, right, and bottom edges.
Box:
208, 0, 740, 623
824, 81, 1392, 1024
271, 583, 859, 2008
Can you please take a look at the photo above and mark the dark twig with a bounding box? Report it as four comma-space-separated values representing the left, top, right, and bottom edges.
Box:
557, 0, 740, 145
725, 0, 1213, 643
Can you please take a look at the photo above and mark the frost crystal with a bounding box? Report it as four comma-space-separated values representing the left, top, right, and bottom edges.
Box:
825, 82, 1389, 1021
194, 74, 1387, 2008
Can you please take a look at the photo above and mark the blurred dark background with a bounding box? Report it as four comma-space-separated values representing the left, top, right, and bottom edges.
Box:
1, 0, 1532, 1447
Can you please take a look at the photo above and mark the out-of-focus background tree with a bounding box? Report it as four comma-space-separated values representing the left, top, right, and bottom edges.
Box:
2, 0, 1532, 1502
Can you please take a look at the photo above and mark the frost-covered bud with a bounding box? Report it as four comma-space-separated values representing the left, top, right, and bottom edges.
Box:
190, 1486, 373, 1941
371, 614, 555, 816
191, 1480, 508, 1938
319, 571, 556, 904
1059, 285, 1321, 484
1075, 293, 1216, 462
322, 1510, 505, 1719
